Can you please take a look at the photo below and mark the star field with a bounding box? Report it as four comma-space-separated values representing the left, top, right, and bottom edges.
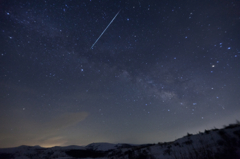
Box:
0, 0, 240, 148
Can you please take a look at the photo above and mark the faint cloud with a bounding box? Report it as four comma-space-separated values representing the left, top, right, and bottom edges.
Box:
46, 112, 89, 130
0, 111, 88, 148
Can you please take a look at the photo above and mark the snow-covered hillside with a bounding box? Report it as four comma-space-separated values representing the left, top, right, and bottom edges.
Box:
1, 122, 240, 159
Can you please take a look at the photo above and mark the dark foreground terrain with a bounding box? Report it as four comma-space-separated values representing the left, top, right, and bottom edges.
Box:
1, 122, 240, 159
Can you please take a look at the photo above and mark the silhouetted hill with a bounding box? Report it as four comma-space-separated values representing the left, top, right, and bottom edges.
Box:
0, 122, 240, 159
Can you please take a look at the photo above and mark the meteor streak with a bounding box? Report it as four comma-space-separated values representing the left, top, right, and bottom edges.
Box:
90, 9, 121, 49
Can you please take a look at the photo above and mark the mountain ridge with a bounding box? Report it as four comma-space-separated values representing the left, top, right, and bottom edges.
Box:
1, 122, 240, 159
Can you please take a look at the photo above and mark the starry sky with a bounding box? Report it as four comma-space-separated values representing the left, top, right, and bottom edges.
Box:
0, 0, 240, 148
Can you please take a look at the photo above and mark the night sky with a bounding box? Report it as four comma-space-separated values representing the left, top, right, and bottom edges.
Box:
0, 0, 240, 148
